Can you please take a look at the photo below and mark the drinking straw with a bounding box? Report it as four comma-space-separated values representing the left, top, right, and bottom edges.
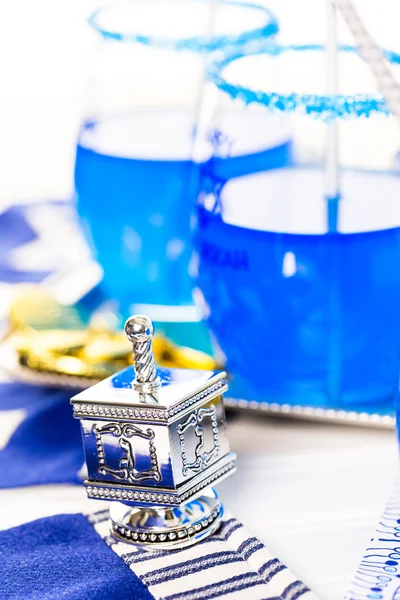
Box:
332, 0, 400, 121
326, 0, 400, 231
325, 0, 340, 233
191, 0, 219, 165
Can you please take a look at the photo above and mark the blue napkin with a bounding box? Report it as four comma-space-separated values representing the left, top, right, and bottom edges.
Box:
0, 383, 83, 487
0, 511, 315, 600
0, 513, 152, 600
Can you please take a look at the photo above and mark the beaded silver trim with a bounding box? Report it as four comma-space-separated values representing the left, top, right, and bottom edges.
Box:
224, 397, 395, 429
111, 504, 222, 545
85, 460, 236, 506
167, 379, 226, 419
73, 403, 169, 422
72, 379, 227, 423
86, 484, 180, 505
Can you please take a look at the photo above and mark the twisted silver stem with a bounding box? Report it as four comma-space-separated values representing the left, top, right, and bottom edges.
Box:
131, 338, 157, 384
124, 315, 160, 400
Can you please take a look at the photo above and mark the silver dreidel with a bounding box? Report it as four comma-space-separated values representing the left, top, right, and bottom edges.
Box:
71, 315, 236, 549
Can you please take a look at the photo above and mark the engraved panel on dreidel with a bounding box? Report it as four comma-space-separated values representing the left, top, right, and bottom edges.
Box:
81, 418, 174, 489
171, 394, 230, 487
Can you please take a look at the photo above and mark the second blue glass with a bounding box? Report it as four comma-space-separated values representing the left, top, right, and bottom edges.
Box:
195, 45, 400, 412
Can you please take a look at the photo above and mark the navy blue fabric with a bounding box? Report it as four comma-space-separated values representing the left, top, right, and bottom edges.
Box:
0, 205, 50, 283
0, 513, 153, 600
0, 383, 83, 487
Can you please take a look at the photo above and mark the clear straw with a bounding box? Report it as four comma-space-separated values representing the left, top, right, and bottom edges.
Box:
192, 0, 220, 165
332, 0, 400, 121
325, 0, 340, 233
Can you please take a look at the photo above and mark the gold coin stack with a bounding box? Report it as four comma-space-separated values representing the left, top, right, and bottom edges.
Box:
6, 287, 218, 387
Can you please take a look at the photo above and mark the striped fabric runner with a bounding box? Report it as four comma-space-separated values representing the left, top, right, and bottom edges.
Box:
88, 510, 318, 600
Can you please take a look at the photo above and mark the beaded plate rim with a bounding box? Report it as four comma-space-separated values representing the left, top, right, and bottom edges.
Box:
224, 397, 395, 430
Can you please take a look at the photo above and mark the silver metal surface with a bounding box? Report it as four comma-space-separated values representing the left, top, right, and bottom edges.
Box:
124, 315, 160, 397
71, 365, 227, 409
109, 488, 223, 549
77, 392, 234, 507
71, 315, 236, 548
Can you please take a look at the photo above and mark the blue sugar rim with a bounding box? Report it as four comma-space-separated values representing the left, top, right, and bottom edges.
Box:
88, 0, 278, 53
209, 43, 400, 119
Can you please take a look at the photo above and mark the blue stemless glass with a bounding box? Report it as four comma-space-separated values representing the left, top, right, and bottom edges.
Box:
195, 44, 400, 413
74, 0, 281, 345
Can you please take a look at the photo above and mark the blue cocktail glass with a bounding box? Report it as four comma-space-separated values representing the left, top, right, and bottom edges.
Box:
74, 0, 282, 344
195, 44, 400, 413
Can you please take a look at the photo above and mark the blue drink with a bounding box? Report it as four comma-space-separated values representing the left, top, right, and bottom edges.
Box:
75, 111, 198, 314
196, 167, 400, 411
75, 110, 291, 320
